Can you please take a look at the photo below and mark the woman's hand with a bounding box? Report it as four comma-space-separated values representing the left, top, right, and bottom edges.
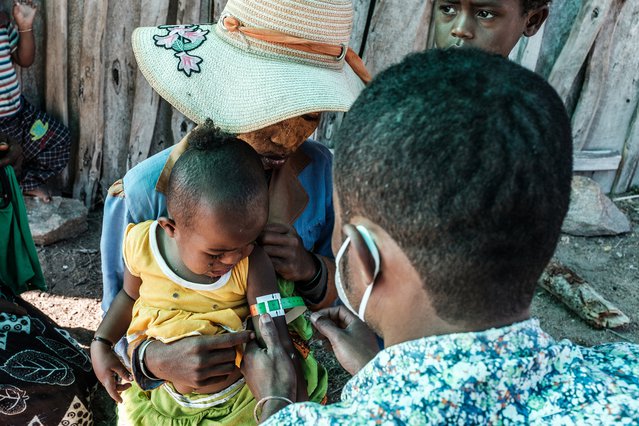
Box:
258, 223, 317, 282
241, 314, 297, 407
144, 331, 253, 390
90, 342, 132, 403
311, 306, 380, 375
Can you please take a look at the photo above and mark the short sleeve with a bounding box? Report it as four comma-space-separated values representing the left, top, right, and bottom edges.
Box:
122, 222, 151, 277
8, 23, 18, 53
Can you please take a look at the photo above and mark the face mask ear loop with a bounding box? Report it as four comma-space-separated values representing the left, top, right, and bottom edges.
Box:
355, 225, 381, 321
335, 235, 351, 262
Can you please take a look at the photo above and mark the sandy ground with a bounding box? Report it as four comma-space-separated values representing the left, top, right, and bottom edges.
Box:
20, 196, 639, 424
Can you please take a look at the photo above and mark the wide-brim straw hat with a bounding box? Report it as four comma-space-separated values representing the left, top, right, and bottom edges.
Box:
132, 0, 366, 134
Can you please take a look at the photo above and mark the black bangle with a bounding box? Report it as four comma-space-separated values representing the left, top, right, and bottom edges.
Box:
91, 336, 114, 348
298, 254, 322, 288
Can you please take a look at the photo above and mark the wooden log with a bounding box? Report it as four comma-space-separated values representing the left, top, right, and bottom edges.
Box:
72, 1, 108, 207
315, 0, 373, 147
101, 0, 140, 199
126, 0, 171, 169
363, 0, 433, 77
540, 261, 630, 329
547, 0, 613, 103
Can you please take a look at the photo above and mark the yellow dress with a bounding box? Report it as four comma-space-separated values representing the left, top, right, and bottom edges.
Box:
119, 220, 255, 425
123, 220, 250, 352
118, 220, 327, 425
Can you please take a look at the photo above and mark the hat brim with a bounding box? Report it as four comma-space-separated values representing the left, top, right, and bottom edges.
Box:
132, 25, 364, 134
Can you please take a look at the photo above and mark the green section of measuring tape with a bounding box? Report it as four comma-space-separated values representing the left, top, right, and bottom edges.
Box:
253, 296, 305, 315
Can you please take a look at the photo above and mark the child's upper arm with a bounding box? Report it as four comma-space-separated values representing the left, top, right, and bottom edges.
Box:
6, 22, 18, 54
121, 222, 147, 300
246, 245, 278, 304
247, 246, 294, 348
123, 267, 142, 300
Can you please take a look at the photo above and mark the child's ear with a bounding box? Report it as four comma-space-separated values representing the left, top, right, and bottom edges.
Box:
157, 217, 177, 238
523, 6, 549, 37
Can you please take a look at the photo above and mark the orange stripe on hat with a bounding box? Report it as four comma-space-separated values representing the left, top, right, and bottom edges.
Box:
223, 15, 371, 84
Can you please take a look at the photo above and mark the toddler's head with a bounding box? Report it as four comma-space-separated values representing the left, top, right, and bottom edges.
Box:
162, 120, 268, 280
433, 0, 550, 57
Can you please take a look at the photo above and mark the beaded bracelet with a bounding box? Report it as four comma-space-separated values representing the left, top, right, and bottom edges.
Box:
18, 28, 32, 33
253, 396, 293, 423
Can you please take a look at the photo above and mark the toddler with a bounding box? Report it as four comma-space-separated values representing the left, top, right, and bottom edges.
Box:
91, 122, 313, 424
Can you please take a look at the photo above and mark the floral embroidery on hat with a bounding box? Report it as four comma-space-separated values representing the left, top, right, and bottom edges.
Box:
153, 25, 209, 77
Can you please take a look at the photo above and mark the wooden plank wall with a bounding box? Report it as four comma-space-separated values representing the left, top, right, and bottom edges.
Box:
14, 0, 639, 207
72, 1, 108, 205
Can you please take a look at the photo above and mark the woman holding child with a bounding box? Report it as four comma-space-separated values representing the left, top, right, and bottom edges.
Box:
99, 0, 370, 423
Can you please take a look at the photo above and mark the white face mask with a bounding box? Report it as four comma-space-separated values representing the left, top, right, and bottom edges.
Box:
334, 225, 380, 322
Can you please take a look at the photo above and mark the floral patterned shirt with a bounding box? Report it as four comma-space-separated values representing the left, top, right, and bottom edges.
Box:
264, 319, 639, 425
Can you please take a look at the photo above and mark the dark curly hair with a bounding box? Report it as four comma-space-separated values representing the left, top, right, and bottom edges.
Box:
334, 48, 572, 325
522, 0, 550, 13
167, 119, 267, 228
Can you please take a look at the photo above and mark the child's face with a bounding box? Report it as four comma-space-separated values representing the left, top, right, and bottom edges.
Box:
170, 203, 268, 279
433, 0, 547, 57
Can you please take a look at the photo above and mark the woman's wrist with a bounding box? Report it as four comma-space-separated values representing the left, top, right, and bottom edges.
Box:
295, 254, 326, 304
296, 253, 320, 286
138, 339, 161, 380
131, 339, 164, 391
254, 396, 294, 423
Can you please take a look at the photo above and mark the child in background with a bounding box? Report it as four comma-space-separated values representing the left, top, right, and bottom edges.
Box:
90, 122, 312, 424
433, 0, 549, 57
0, 0, 70, 203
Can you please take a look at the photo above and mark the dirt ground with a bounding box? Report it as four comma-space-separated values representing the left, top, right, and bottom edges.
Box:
19, 195, 639, 424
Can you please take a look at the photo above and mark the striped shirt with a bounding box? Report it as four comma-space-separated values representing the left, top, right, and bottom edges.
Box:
0, 22, 21, 117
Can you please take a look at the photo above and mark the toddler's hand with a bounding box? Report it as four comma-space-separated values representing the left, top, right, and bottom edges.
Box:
12, 0, 37, 29
90, 342, 133, 403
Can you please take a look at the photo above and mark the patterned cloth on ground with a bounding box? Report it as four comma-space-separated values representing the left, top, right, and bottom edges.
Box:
0, 287, 97, 426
